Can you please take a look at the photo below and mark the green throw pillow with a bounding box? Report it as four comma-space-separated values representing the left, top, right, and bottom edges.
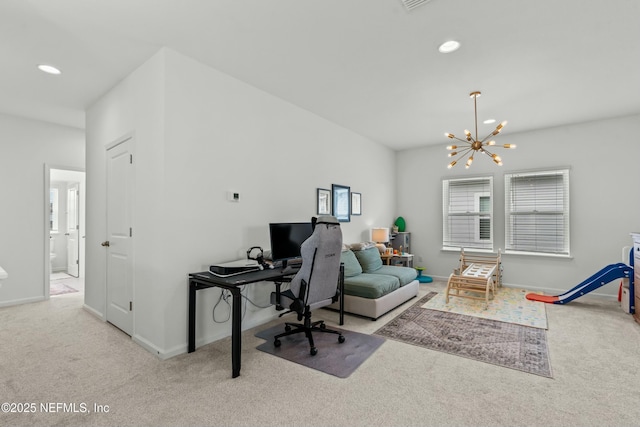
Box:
354, 247, 383, 273
340, 249, 363, 277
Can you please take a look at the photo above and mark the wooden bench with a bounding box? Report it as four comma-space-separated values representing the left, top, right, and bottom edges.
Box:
445, 250, 502, 308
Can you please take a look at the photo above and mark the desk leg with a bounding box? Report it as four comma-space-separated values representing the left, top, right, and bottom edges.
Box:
339, 264, 344, 326
231, 287, 242, 378
188, 280, 196, 353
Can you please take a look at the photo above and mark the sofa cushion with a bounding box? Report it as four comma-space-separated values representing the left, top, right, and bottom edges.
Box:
353, 247, 383, 273
340, 249, 363, 277
372, 265, 418, 286
343, 273, 400, 299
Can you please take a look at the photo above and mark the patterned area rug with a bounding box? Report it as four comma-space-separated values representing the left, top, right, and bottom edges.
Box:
50, 282, 78, 296
256, 323, 385, 378
422, 286, 548, 329
375, 292, 552, 378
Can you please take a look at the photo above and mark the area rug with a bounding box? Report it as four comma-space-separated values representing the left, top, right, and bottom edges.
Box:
50, 282, 78, 296
422, 286, 548, 329
255, 324, 385, 378
376, 292, 552, 378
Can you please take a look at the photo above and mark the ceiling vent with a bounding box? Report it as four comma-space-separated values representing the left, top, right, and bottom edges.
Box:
400, 0, 433, 11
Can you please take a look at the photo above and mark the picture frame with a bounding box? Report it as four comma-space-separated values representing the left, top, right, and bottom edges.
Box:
317, 188, 331, 215
351, 192, 361, 215
331, 184, 351, 222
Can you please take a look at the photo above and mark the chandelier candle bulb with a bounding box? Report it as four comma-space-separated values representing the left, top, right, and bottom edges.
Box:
446, 145, 457, 150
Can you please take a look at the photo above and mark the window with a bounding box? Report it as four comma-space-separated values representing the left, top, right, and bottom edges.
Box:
504, 169, 570, 255
442, 176, 493, 250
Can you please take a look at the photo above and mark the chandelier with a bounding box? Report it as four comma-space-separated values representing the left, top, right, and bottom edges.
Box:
445, 91, 515, 169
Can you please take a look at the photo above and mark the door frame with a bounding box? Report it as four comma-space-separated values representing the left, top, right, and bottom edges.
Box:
66, 182, 80, 277
44, 164, 86, 298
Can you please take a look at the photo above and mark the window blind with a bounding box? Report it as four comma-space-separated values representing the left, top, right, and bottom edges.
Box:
504, 169, 570, 255
442, 176, 493, 250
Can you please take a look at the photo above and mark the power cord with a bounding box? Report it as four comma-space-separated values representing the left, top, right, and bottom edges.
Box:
212, 283, 289, 324
212, 290, 231, 323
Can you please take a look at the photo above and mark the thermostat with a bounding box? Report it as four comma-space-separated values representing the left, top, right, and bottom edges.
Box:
227, 191, 240, 202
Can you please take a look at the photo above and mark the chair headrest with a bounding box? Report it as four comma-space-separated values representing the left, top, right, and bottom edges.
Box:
315, 215, 339, 225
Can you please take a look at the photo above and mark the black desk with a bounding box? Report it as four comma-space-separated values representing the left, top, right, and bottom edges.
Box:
188, 266, 344, 378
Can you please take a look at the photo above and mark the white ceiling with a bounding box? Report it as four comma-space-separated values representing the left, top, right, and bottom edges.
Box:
2, 0, 639, 151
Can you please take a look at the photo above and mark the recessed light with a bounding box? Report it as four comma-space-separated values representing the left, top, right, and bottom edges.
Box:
483, 119, 496, 124
38, 64, 62, 75
438, 40, 460, 54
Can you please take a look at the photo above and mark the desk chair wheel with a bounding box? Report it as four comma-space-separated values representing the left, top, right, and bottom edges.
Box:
310, 347, 318, 356
338, 335, 345, 344
274, 339, 281, 348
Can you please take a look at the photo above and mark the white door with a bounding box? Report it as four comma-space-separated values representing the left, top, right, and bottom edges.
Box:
66, 183, 80, 277
106, 138, 133, 336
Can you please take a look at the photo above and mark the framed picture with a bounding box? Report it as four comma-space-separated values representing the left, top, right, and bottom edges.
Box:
351, 192, 361, 215
332, 184, 351, 222
317, 188, 331, 215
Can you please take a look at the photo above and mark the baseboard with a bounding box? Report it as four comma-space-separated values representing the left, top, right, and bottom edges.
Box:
0, 295, 45, 308
82, 303, 105, 320
135, 309, 283, 360
432, 275, 618, 300
133, 334, 165, 358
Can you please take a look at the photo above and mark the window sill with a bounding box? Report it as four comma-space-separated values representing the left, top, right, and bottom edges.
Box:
441, 247, 496, 254
503, 250, 572, 259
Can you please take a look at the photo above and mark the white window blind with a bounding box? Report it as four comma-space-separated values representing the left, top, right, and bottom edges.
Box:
442, 176, 493, 250
505, 169, 570, 255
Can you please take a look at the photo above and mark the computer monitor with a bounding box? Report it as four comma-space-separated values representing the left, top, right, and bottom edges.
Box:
268, 222, 313, 268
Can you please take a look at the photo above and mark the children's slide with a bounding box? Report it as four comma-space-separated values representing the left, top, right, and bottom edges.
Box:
526, 263, 632, 304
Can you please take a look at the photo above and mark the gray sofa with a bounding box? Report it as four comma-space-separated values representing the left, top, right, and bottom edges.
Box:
328, 244, 419, 320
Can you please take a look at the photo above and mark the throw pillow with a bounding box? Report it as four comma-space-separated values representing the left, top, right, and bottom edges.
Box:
354, 247, 383, 273
340, 249, 363, 277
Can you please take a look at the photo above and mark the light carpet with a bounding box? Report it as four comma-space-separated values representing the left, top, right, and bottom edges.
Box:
422, 285, 548, 329
255, 323, 385, 378
376, 292, 552, 378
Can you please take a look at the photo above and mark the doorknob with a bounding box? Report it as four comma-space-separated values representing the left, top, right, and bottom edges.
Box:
101, 241, 110, 247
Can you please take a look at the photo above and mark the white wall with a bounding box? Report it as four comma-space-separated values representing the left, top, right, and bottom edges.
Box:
0, 113, 85, 306
396, 114, 640, 296
85, 48, 397, 357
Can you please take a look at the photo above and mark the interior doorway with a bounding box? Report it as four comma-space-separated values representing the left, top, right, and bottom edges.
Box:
46, 166, 86, 297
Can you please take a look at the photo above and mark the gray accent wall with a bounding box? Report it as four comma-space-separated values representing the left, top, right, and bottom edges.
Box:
396, 114, 640, 296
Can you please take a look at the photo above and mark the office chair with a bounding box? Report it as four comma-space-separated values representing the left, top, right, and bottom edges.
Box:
271, 215, 345, 356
